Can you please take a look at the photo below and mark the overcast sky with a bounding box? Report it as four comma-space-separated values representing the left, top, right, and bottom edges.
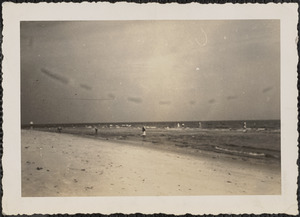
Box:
21, 20, 280, 124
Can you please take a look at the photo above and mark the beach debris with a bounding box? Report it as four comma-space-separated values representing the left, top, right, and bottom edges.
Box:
85, 186, 93, 190
81, 169, 85, 171
25, 146, 29, 149
36, 167, 43, 170
95, 127, 98, 135
57, 126, 62, 133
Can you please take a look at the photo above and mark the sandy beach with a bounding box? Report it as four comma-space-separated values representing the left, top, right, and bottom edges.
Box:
21, 129, 280, 196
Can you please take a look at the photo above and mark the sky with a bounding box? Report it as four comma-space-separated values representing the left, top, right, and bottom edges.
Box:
21, 20, 280, 125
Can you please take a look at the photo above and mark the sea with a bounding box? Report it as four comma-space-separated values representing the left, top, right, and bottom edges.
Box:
25, 119, 280, 130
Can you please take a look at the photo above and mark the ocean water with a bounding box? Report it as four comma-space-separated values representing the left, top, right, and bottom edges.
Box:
29, 119, 280, 130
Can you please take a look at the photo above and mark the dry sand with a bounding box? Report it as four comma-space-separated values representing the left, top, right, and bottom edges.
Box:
21, 129, 280, 196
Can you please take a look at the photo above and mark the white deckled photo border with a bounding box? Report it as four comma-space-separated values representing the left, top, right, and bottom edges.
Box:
2, 2, 299, 215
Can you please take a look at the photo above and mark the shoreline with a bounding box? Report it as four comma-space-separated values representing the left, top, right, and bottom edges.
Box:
21, 129, 281, 196
33, 126, 281, 170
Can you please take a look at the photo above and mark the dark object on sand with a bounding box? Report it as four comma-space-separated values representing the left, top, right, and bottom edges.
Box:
57, 127, 62, 133
95, 127, 98, 135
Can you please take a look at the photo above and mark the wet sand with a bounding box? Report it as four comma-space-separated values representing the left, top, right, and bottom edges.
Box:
21, 129, 281, 196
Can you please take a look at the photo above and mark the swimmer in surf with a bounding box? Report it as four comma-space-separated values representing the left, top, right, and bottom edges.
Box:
142, 126, 146, 136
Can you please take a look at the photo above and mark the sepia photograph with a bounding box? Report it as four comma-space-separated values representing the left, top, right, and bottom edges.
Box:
20, 20, 281, 197
2, 2, 298, 215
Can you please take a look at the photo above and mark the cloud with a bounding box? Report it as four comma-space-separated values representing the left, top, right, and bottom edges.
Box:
227, 95, 238, 100
127, 97, 143, 104
62, 97, 114, 101
208, 99, 215, 104
262, 86, 273, 93
80, 83, 92, 91
41, 68, 69, 84
107, 93, 116, 99
159, 101, 171, 105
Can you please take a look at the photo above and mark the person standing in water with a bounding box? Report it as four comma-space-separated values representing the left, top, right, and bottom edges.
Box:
142, 126, 146, 137
243, 121, 247, 133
